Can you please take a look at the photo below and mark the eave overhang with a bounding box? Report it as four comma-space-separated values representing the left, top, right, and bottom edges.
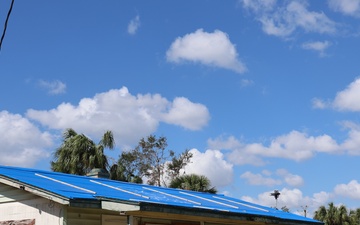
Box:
0, 174, 323, 225
0, 175, 69, 205
136, 202, 324, 225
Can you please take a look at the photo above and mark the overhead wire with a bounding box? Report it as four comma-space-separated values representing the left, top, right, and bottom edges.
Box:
0, 0, 15, 52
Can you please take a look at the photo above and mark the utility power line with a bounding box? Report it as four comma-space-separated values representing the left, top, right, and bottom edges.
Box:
0, 0, 15, 52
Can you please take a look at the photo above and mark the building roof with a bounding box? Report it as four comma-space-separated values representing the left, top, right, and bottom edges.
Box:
0, 165, 321, 225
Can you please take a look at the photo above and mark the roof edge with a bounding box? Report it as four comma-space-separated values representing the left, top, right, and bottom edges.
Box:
138, 202, 323, 225
0, 175, 69, 205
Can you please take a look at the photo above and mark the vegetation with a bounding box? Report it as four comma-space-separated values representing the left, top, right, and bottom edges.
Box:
169, 173, 217, 193
51, 128, 114, 175
51, 130, 215, 193
112, 135, 193, 186
313, 202, 360, 225
281, 206, 290, 212
166, 149, 193, 181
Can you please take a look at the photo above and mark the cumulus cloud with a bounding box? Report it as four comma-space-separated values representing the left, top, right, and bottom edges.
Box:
161, 97, 210, 130
314, 78, 360, 112
240, 0, 337, 38
183, 149, 234, 188
209, 131, 339, 166
240, 180, 360, 216
166, 29, 247, 74
242, 188, 331, 217
207, 135, 243, 150
328, 0, 360, 17
240, 169, 303, 187
334, 180, 360, 199
128, 15, 141, 35
276, 169, 304, 187
26, 87, 210, 147
333, 78, 360, 111
38, 79, 66, 95
302, 41, 332, 57
240, 171, 282, 186
340, 121, 360, 155
0, 111, 53, 167
209, 118, 360, 165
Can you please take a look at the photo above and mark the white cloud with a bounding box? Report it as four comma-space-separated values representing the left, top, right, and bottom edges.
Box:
328, 0, 360, 17
239, 179, 360, 216
312, 191, 333, 207
259, 14, 296, 37
334, 180, 360, 199
241, 0, 276, 13
210, 131, 339, 166
240, 171, 282, 186
241, 188, 331, 217
208, 135, 266, 166
302, 41, 332, 57
209, 121, 360, 165
314, 78, 360, 112
333, 78, 360, 111
286, 1, 336, 34
312, 97, 329, 109
38, 79, 66, 95
240, 79, 254, 87
0, 111, 53, 167
161, 97, 210, 131
340, 121, 360, 155
166, 29, 247, 74
128, 15, 140, 35
276, 169, 304, 187
26, 87, 210, 147
183, 149, 234, 188
207, 135, 243, 150
240, 169, 303, 187
241, 0, 337, 37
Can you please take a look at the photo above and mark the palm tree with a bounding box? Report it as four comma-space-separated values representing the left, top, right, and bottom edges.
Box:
337, 205, 350, 225
348, 208, 360, 225
169, 174, 217, 193
314, 205, 327, 223
313, 203, 351, 225
51, 128, 115, 175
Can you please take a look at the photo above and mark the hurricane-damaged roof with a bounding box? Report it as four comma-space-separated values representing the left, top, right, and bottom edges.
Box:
0, 165, 322, 225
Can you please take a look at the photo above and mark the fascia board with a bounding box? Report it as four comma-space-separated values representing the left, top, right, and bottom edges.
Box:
102, 200, 140, 212
0, 176, 69, 205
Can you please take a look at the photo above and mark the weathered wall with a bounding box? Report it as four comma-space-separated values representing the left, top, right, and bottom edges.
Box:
0, 184, 64, 225
66, 207, 127, 225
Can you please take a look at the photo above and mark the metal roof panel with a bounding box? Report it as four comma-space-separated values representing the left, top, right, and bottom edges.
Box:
0, 165, 321, 224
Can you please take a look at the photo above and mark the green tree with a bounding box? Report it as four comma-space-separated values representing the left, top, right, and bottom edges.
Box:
169, 174, 217, 193
314, 205, 327, 223
313, 202, 352, 225
111, 150, 143, 183
51, 128, 114, 175
337, 205, 350, 225
113, 135, 172, 185
166, 149, 193, 181
348, 208, 360, 225
115, 135, 193, 186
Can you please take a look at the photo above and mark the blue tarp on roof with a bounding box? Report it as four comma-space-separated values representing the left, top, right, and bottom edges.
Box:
0, 165, 321, 224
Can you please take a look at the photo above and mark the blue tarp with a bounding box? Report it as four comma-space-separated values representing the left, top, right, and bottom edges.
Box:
0, 165, 321, 224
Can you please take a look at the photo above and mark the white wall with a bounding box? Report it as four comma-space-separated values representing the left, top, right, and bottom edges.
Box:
0, 184, 64, 225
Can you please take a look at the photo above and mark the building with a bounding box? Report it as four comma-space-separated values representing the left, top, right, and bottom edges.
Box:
0, 165, 322, 225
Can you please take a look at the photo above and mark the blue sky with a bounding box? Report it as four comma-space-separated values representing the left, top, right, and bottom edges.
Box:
1, 0, 360, 217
